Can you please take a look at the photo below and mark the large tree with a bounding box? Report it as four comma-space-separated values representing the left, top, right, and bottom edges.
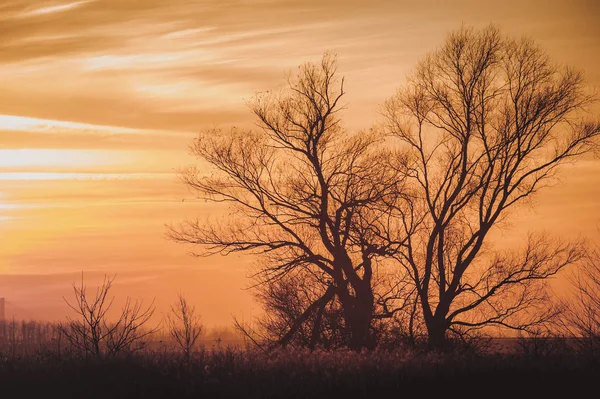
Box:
382, 25, 599, 348
171, 54, 410, 350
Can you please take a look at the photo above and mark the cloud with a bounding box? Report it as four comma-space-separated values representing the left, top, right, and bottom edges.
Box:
0, 0, 416, 132
0, 114, 198, 150
20, 1, 93, 17
1, 0, 597, 135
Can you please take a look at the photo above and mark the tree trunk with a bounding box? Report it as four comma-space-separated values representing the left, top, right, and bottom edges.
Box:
332, 252, 375, 350
338, 285, 374, 351
426, 317, 447, 350
348, 303, 373, 350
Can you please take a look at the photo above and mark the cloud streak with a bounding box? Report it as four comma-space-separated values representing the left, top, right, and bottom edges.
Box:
20, 1, 93, 17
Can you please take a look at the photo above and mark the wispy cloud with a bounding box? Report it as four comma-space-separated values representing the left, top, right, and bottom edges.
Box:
0, 172, 170, 181
20, 1, 93, 17
0, 114, 197, 150
0, 114, 141, 133
1, 0, 597, 133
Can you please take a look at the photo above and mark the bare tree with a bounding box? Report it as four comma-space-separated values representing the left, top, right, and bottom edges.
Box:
246, 266, 418, 349
170, 53, 410, 350
250, 269, 346, 349
560, 243, 600, 356
104, 296, 157, 356
382, 25, 599, 348
166, 293, 203, 360
62, 274, 114, 357
61, 274, 157, 358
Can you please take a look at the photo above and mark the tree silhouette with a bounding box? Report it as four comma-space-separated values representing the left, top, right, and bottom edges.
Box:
170, 53, 411, 350
382, 25, 599, 348
166, 293, 203, 361
61, 274, 157, 358
561, 241, 600, 356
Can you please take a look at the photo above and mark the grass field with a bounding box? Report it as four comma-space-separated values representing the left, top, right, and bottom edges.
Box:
1, 343, 598, 398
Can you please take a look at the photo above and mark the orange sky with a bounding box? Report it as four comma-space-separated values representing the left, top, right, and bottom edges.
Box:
0, 0, 599, 327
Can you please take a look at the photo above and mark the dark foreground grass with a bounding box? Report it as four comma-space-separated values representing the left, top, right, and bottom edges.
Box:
1, 347, 598, 398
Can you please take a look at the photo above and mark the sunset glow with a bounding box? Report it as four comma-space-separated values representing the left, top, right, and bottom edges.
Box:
0, 0, 599, 331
